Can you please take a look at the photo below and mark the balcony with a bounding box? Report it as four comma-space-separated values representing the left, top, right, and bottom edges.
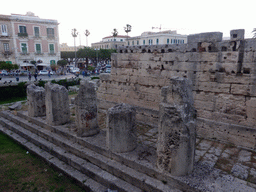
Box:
35, 52, 44, 55
48, 52, 56, 56
20, 52, 30, 56
47, 34, 55, 39
18, 33, 28, 38
34, 34, 41, 39
2, 51, 12, 57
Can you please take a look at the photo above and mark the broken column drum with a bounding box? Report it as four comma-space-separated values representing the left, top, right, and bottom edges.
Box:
27, 84, 46, 117
75, 80, 99, 137
107, 103, 137, 153
157, 77, 197, 176
45, 82, 70, 126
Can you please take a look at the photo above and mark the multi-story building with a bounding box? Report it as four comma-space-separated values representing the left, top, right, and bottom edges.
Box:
60, 43, 84, 52
0, 12, 60, 69
127, 30, 187, 46
91, 35, 128, 49
0, 14, 15, 64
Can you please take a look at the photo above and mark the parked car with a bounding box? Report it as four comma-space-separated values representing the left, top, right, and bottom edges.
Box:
70, 68, 80, 74
39, 70, 53, 75
0, 70, 9, 76
105, 68, 111, 73
19, 70, 29, 76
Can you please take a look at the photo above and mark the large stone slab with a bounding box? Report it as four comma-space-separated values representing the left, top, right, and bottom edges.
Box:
45, 82, 70, 126
75, 80, 99, 137
106, 103, 137, 153
157, 77, 197, 176
26, 84, 45, 117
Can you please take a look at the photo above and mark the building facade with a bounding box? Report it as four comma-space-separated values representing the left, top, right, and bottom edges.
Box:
91, 35, 128, 49
0, 12, 60, 68
127, 30, 187, 46
60, 43, 84, 52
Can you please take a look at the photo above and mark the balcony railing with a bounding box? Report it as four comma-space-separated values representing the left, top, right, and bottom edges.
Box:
2, 51, 12, 57
47, 34, 55, 39
20, 52, 29, 55
35, 52, 43, 55
18, 33, 28, 37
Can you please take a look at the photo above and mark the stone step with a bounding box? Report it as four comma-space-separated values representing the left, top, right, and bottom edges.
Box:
0, 120, 107, 192
0, 111, 188, 192
0, 116, 142, 192
15, 111, 196, 192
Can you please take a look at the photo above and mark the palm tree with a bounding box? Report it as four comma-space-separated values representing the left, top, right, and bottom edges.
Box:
252, 28, 256, 38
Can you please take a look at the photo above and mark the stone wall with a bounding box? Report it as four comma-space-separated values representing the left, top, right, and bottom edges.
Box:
97, 29, 256, 149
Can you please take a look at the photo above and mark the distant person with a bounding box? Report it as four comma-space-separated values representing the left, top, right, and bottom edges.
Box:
82, 70, 85, 78
28, 72, 31, 81
48, 70, 51, 78
34, 72, 38, 81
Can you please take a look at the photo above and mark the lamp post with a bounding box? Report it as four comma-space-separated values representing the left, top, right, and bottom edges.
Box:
124, 24, 132, 46
71, 28, 78, 67
112, 28, 118, 49
84, 29, 90, 47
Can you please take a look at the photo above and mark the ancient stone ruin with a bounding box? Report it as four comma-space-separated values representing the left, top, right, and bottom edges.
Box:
75, 80, 99, 137
45, 82, 70, 126
106, 103, 137, 152
26, 84, 46, 117
157, 77, 196, 176
98, 29, 256, 150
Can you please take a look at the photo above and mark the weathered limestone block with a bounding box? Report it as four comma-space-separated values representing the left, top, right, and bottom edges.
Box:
157, 77, 196, 176
27, 84, 46, 117
75, 80, 99, 137
45, 82, 70, 126
106, 103, 137, 153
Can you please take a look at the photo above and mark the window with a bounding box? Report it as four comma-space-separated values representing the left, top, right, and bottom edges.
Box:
34, 27, 39, 37
156, 39, 159, 45
47, 28, 54, 37
50, 60, 56, 65
120, 39, 123, 42
49, 44, 54, 54
143, 40, 145, 45
3, 43, 9, 51
137, 40, 139, 45
167, 39, 169, 44
19, 26, 27, 33
35, 44, 41, 53
132, 41, 134, 45
149, 39, 153, 45
21, 43, 27, 54
1, 25, 8, 36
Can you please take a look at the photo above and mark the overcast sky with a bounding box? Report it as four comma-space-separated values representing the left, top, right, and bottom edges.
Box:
2, 0, 256, 46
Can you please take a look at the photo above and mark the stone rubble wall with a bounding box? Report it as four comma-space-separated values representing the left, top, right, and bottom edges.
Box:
97, 29, 256, 149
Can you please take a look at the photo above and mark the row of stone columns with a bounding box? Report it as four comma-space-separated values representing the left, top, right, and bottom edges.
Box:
26, 78, 196, 176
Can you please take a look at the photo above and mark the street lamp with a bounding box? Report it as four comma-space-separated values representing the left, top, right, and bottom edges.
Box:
84, 29, 90, 47
112, 28, 118, 49
71, 28, 78, 67
124, 24, 132, 45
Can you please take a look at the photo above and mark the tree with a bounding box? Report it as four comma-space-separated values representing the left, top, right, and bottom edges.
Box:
0, 61, 19, 71
57, 60, 68, 67
253, 28, 256, 38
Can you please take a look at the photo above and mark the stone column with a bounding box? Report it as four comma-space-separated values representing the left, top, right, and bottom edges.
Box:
75, 80, 99, 137
157, 77, 196, 176
107, 103, 137, 153
27, 84, 46, 117
45, 82, 70, 126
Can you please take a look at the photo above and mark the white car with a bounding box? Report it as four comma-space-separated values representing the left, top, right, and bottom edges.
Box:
39, 70, 53, 75
70, 68, 80, 74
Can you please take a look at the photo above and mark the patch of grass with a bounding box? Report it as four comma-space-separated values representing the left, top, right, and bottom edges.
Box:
0, 96, 27, 105
0, 132, 87, 192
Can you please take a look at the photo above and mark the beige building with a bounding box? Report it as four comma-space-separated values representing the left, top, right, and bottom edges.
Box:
91, 35, 128, 50
127, 30, 187, 46
60, 43, 84, 52
0, 12, 60, 69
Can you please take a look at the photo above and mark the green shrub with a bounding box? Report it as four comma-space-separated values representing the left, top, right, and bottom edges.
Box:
91, 76, 100, 80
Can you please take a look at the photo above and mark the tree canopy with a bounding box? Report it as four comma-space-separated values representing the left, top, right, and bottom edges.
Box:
61, 47, 116, 65
0, 61, 19, 71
